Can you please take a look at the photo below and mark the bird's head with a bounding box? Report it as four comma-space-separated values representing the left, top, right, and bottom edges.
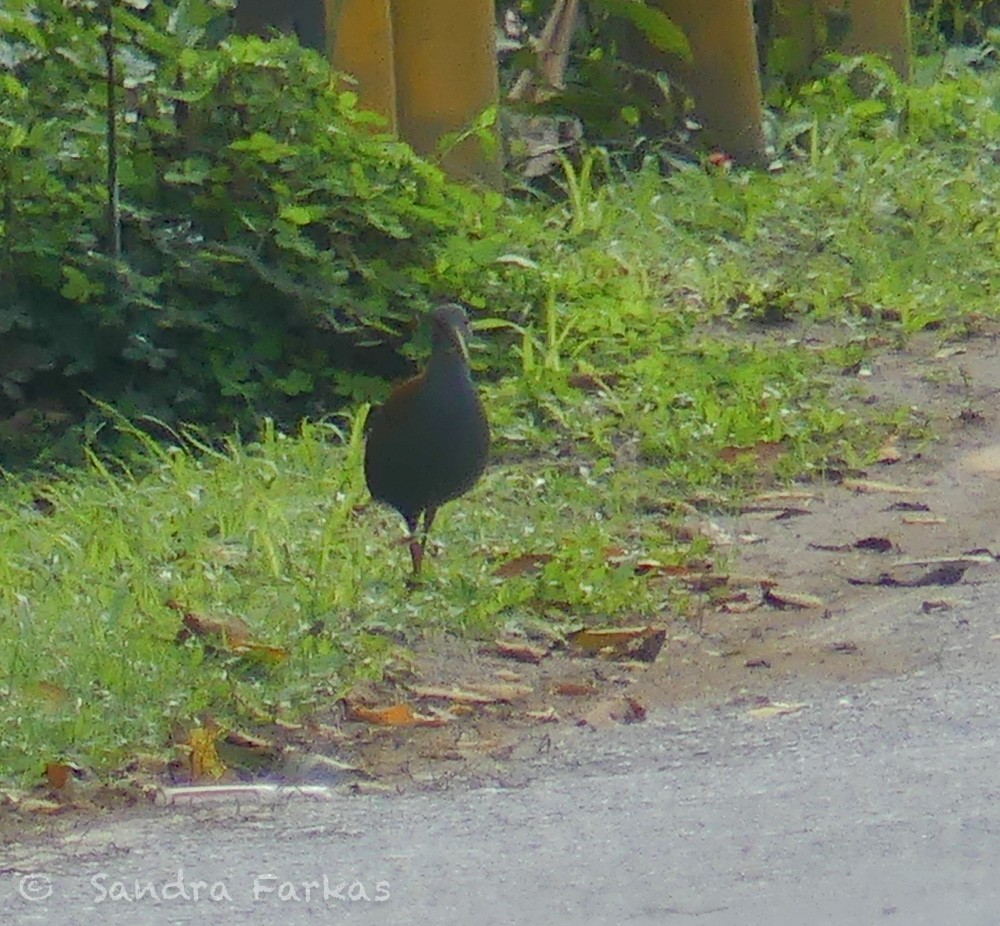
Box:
429, 303, 474, 364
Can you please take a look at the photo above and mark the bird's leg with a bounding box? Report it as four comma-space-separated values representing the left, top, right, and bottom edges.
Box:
405, 514, 423, 576
420, 507, 438, 560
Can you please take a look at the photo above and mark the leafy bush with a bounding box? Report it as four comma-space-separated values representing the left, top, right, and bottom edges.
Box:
0, 0, 507, 464
913, 0, 1000, 45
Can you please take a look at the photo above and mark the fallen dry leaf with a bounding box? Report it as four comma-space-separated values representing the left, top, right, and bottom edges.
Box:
233, 641, 290, 664
763, 587, 825, 609
568, 626, 666, 662
603, 544, 630, 565
747, 702, 808, 719
898, 553, 995, 566
493, 639, 549, 664
526, 707, 561, 723
854, 536, 894, 553
171, 601, 288, 663
876, 439, 903, 464
718, 441, 786, 468
618, 697, 647, 724
749, 490, 818, 505
841, 478, 921, 495
581, 695, 646, 728
175, 607, 252, 648
829, 641, 860, 654
804, 536, 894, 552
848, 563, 969, 588
409, 683, 534, 704
884, 501, 930, 512
45, 762, 81, 791
921, 598, 962, 613
220, 730, 279, 761
493, 552, 554, 578
345, 702, 448, 727
16, 798, 67, 815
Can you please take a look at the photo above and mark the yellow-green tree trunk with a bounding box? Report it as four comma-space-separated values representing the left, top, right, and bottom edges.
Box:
822, 0, 912, 80
389, 0, 502, 185
328, 0, 397, 132
652, 0, 767, 165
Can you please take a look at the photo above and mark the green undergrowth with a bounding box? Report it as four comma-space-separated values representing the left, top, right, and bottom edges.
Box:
6, 52, 1000, 785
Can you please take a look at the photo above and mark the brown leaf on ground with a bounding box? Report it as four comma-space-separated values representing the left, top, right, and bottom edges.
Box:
848, 564, 969, 588
170, 601, 288, 663
634, 559, 694, 576
493, 553, 554, 578
603, 544, 630, 565
171, 601, 251, 647
346, 701, 448, 727
884, 501, 931, 512
219, 730, 280, 765
763, 587, 825, 609
774, 507, 812, 520
526, 707, 561, 723
829, 641, 860, 653
720, 592, 762, 614
568, 626, 666, 662
809, 536, 894, 552
15, 798, 68, 815
581, 695, 648, 728
876, 439, 903, 464
718, 441, 786, 469
752, 490, 819, 504
408, 683, 534, 704
619, 697, 647, 723
746, 701, 808, 720
493, 639, 550, 664
841, 478, 921, 495
45, 762, 82, 791
854, 536, 895, 553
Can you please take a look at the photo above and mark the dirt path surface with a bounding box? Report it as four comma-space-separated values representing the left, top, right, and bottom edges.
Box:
2, 330, 999, 919
321, 327, 1000, 786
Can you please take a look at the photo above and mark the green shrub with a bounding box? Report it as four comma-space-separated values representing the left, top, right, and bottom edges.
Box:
0, 1, 506, 464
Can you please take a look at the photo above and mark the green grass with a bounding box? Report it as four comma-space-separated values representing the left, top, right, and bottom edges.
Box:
4, 52, 1000, 787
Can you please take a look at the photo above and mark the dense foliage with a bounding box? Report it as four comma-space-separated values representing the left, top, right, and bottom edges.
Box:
0, 0, 518, 464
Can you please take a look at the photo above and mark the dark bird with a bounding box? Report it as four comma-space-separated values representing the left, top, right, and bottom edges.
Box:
364, 303, 490, 576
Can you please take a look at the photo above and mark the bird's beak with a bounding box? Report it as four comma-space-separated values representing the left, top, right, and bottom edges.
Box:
454, 327, 471, 364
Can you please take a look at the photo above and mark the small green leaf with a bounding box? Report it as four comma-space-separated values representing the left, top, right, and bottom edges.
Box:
274, 368, 314, 396
279, 205, 313, 226
597, 0, 691, 60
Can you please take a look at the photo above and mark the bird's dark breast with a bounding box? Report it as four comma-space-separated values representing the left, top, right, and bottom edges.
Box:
364, 377, 489, 521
